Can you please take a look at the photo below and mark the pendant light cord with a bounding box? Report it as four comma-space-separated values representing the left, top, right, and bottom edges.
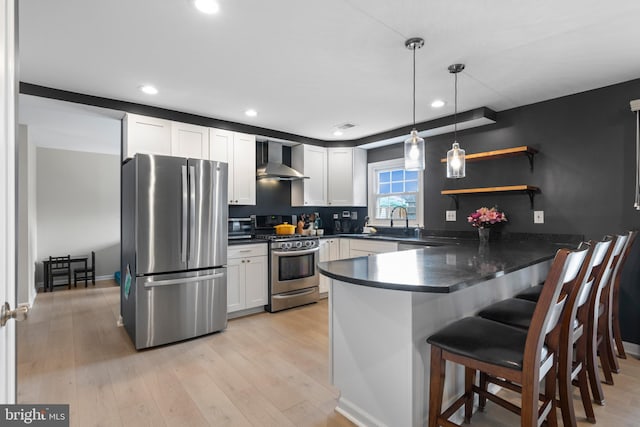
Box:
412, 46, 416, 128
454, 71, 458, 142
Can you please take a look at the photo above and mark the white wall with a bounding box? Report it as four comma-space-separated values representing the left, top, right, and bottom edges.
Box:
35, 147, 120, 285
17, 125, 38, 305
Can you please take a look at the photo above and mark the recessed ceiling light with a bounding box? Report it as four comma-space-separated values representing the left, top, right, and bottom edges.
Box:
431, 99, 445, 108
245, 109, 258, 117
333, 130, 344, 137
139, 85, 158, 95
194, 0, 219, 14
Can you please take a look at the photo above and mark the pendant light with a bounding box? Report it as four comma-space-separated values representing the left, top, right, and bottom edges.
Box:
404, 38, 425, 171
446, 63, 466, 178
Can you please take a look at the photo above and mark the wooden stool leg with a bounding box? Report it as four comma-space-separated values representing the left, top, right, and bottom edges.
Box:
545, 359, 558, 427
586, 326, 605, 405
558, 346, 576, 427
478, 372, 488, 412
613, 326, 626, 359
464, 367, 475, 423
599, 339, 614, 386
428, 346, 446, 427
605, 321, 620, 373
577, 367, 596, 423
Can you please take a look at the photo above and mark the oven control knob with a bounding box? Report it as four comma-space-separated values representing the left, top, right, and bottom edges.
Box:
281, 242, 292, 250
294, 241, 303, 249
304, 240, 314, 248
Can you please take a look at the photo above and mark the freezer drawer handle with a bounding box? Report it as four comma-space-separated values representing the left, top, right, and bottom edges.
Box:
143, 273, 224, 289
272, 288, 316, 298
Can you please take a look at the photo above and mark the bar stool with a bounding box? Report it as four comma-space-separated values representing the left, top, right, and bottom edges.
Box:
426, 246, 588, 427
477, 237, 613, 426
586, 233, 627, 404
608, 231, 638, 368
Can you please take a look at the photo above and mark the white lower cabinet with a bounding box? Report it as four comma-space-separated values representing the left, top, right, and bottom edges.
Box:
318, 238, 340, 294
347, 239, 398, 258
227, 244, 267, 314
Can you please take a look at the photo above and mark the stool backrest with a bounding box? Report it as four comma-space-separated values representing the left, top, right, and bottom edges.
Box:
523, 246, 589, 373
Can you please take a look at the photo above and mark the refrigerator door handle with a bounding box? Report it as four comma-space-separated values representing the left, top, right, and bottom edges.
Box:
181, 165, 188, 263
189, 165, 196, 263
143, 272, 225, 289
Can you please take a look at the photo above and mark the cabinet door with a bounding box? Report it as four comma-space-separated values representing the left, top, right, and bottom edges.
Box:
232, 133, 256, 205
304, 145, 328, 206
327, 148, 354, 206
328, 238, 341, 261
244, 255, 267, 308
226, 258, 245, 313
124, 113, 172, 160
209, 128, 234, 204
209, 128, 232, 163
171, 122, 209, 159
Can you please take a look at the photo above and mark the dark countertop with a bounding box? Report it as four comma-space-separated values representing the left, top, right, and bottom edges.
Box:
318, 239, 575, 294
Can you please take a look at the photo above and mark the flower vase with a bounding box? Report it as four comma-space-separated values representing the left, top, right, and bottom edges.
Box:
478, 227, 490, 244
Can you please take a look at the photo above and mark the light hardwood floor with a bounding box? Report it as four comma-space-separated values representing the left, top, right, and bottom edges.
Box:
17, 281, 640, 427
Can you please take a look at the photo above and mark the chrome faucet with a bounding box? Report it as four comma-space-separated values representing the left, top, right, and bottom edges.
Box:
390, 206, 409, 229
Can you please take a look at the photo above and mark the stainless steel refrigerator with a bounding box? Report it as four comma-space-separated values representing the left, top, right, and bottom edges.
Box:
121, 154, 228, 349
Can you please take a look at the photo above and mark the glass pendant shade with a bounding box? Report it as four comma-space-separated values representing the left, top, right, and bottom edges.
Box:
446, 142, 465, 178
404, 129, 425, 171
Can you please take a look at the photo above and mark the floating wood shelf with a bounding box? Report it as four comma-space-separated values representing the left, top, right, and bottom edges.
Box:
440, 146, 538, 170
441, 185, 540, 209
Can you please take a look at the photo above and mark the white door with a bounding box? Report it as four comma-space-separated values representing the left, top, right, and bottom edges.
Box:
1, 0, 17, 404
171, 122, 209, 159
226, 258, 245, 313
232, 133, 256, 205
244, 256, 267, 308
327, 148, 354, 206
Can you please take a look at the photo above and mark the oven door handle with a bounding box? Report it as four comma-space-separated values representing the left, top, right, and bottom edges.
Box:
271, 247, 320, 256
272, 288, 317, 298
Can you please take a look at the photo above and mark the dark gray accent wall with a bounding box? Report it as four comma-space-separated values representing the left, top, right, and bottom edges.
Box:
369, 78, 640, 345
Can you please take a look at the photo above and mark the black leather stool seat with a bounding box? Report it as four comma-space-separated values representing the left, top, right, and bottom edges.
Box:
478, 298, 535, 330
515, 285, 543, 302
427, 317, 547, 371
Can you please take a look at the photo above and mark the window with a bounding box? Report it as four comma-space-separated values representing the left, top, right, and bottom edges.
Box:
367, 159, 423, 227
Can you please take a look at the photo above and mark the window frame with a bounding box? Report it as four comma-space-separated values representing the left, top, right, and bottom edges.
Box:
367, 158, 424, 227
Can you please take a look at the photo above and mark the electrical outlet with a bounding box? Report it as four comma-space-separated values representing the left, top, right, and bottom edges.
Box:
351, 211, 358, 220
534, 210, 544, 224
333, 213, 339, 219
446, 210, 457, 221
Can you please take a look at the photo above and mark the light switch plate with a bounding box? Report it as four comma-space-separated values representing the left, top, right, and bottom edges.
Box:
446, 210, 457, 221
350, 211, 358, 220
534, 211, 544, 224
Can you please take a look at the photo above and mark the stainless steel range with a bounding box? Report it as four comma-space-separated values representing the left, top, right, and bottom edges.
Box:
253, 215, 320, 312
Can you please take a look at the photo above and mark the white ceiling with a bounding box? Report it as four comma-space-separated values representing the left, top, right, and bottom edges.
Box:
17, 0, 640, 145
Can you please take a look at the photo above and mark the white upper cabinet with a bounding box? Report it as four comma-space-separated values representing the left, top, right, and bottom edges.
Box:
291, 144, 328, 206
170, 122, 209, 159
209, 128, 256, 205
232, 132, 257, 205
123, 113, 172, 160
327, 147, 367, 207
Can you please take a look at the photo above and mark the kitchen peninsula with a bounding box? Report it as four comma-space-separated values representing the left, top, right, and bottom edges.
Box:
318, 238, 572, 427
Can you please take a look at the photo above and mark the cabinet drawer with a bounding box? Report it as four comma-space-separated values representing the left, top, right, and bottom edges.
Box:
348, 239, 397, 254
228, 243, 268, 259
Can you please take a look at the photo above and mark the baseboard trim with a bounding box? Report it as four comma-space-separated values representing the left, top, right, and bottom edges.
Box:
335, 396, 386, 427
623, 341, 640, 358
37, 275, 117, 289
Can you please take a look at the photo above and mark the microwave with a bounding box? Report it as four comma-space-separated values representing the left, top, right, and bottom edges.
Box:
228, 217, 254, 240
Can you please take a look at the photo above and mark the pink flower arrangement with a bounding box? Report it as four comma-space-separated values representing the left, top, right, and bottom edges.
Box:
467, 207, 507, 229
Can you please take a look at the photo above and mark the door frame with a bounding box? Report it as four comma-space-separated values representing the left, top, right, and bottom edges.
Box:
0, 0, 18, 404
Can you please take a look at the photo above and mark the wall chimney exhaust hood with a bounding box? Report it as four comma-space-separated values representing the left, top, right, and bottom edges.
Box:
256, 141, 309, 180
